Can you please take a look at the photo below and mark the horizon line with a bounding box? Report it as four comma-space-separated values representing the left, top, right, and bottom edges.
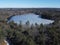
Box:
0, 7, 60, 8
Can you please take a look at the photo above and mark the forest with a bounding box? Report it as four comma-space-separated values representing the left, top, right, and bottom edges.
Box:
0, 8, 60, 45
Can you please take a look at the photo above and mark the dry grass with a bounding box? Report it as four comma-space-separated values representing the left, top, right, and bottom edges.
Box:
0, 40, 7, 45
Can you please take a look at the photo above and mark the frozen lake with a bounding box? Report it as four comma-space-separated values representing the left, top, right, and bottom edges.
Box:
8, 13, 54, 25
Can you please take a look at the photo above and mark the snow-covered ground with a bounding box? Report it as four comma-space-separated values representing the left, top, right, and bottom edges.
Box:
4, 40, 9, 45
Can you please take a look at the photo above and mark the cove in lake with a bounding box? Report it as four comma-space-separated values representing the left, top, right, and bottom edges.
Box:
8, 13, 54, 25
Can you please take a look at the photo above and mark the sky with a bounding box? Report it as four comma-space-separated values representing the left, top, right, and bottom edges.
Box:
0, 0, 60, 8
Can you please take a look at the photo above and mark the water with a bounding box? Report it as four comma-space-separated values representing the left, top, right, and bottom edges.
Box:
8, 13, 54, 25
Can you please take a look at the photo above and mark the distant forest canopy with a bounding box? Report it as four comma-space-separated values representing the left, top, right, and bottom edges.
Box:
0, 8, 60, 21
